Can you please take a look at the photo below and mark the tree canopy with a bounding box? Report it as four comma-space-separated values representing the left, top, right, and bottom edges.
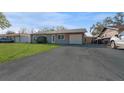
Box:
6, 30, 15, 34
38, 26, 67, 33
0, 12, 11, 30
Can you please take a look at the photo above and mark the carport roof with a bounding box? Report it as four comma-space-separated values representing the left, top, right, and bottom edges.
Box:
98, 25, 124, 37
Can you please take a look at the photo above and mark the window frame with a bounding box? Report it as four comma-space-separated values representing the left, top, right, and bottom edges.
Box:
57, 34, 65, 40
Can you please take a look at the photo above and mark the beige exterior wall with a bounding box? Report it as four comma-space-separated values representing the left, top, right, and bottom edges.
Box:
64, 34, 69, 40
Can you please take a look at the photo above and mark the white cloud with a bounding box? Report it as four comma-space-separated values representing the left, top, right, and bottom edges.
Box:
1, 12, 72, 33
93, 13, 116, 21
4, 12, 72, 28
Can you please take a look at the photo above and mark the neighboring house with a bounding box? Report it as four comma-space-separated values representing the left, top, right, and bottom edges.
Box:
0, 34, 31, 43
31, 29, 87, 45
96, 25, 124, 44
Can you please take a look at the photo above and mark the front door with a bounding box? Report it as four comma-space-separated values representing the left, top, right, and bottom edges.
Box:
51, 35, 55, 43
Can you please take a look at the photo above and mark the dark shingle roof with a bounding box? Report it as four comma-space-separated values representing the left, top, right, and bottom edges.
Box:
32, 28, 87, 35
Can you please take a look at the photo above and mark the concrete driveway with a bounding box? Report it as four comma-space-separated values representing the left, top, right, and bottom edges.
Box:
0, 45, 124, 81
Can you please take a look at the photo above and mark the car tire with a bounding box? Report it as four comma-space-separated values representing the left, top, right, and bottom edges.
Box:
111, 41, 117, 49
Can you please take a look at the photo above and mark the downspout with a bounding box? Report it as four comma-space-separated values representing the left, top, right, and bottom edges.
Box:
19, 33, 21, 42
30, 34, 32, 43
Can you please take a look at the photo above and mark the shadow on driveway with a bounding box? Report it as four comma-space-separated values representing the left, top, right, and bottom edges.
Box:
61, 44, 107, 48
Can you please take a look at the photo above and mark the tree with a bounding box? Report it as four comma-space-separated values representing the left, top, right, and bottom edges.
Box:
54, 26, 67, 31
113, 12, 124, 26
38, 26, 55, 33
103, 17, 113, 26
0, 12, 11, 29
30, 28, 36, 34
90, 24, 95, 32
95, 22, 104, 31
38, 26, 67, 33
91, 22, 104, 36
18, 28, 28, 34
6, 30, 15, 34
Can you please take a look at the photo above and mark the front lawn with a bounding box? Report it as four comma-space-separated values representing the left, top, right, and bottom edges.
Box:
0, 43, 59, 63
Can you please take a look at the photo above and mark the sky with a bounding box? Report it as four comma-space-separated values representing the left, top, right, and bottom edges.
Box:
1, 12, 117, 36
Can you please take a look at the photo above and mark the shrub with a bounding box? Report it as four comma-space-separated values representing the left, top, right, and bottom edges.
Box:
36, 36, 47, 43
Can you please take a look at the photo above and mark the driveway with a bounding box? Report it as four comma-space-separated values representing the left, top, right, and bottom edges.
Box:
0, 45, 124, 81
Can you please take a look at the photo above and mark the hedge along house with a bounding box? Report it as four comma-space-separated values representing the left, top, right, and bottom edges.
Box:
0, 33, 31, 43
31, 29, 87, 45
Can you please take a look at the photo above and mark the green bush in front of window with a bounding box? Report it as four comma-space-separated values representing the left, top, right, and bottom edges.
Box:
36, 36, 48, 43
58, 35, 64, 40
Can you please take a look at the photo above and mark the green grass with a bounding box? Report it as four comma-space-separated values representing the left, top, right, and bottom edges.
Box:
0, 43, 59, 63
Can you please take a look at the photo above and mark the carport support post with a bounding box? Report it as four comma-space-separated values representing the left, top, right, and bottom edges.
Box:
97, 39, 98, 44
19, 33, 21, 42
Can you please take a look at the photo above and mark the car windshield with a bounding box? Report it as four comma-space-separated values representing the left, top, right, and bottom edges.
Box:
120, 31, 124, 36
0, 38, 10, 40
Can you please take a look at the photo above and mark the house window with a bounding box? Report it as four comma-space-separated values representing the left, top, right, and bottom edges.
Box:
58, 34, 65, 40
34, 36, 37, 40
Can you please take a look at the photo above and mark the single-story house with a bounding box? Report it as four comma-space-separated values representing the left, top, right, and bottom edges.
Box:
0, 34, 31, 43
31, 29, 87, 45
96, 25, 124, 44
